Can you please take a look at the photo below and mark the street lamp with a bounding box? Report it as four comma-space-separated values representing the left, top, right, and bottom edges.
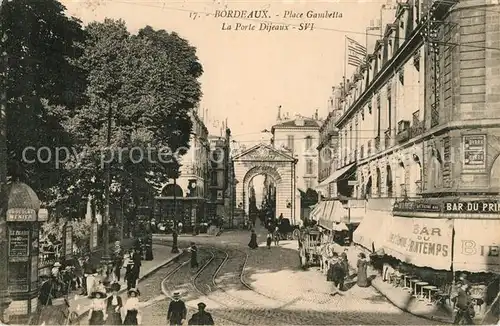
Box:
171, 177, 179, 254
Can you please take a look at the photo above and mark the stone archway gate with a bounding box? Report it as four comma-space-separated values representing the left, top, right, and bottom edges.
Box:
233, 143, 297, 224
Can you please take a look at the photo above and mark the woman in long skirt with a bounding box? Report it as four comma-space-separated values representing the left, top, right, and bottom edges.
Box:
88, 290, 107, 325
123, 288, 141, 325
248, 229, 258, 249
356, 252, 370, 287
106, 283, 123, 325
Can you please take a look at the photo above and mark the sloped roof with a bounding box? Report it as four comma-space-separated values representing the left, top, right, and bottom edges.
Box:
232, 143, 295, 162
272, 117, 322, 130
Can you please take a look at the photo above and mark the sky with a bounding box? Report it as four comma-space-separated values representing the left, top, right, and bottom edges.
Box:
61, 0, 388, 145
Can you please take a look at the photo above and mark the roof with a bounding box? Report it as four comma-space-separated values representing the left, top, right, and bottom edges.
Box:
271, 117, 322, 131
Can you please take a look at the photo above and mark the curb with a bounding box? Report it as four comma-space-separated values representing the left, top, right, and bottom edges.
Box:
73, 248, 184, 324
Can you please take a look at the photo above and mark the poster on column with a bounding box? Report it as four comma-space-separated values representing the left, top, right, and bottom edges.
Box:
453, 219, 500, 273
382, 216, 453, 270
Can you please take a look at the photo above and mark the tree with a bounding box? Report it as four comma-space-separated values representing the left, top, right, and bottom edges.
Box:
68, 20, 203, 223
1, 0, 87, 204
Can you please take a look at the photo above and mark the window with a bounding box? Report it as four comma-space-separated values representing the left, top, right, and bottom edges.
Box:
399, 68, 404, 85
210, 171, 217, 186
287, 135, 295, 152
387, 94, 392, 129
305, 136, 313, 150
368, 104, 372, 114
361, 109, 365, 121
306, 159, 313, 175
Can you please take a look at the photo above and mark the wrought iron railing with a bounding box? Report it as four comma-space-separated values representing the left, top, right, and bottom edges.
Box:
384, 129, 391, 148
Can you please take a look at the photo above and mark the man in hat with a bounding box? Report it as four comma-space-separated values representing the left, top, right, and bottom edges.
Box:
167, 292, 187, 326
113, 240, 124, 282
452, 280, 474, 324
82, 255, 93, 296
188, 302, 214, 325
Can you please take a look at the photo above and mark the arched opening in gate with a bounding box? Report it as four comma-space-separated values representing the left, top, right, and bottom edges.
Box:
243, 165, 282, 226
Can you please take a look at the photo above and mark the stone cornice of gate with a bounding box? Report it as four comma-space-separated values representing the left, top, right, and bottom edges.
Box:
232, 142, 296, 162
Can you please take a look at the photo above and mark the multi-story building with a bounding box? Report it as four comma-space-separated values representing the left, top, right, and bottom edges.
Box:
271, 109, 322, 192
318, 0, 500, 312
206, 128, 233, 225
155, 109, 210, 231
271, 108, 322, 218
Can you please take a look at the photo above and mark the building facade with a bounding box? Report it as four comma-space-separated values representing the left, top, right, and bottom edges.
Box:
315, 0, 500, 315
207, 128, 233, 225
155, 109, 210, 230
271, 110, 322, 192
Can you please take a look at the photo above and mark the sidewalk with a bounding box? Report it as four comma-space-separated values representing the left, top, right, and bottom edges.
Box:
330, 243, 454, 324
69, 243, 183, 322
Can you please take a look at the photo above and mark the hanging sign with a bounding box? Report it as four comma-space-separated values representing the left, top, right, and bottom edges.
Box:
443, 201, 500, 213
7, 208, 37, 222
63, 225, 73, 258
383, 216, 453, 270
393, 200, 441, 213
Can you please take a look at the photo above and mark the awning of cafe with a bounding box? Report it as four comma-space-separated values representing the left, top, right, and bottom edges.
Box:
453, 219, 500, 273
353, 210, 391, 252
382, 215, 453, 271
315, 163, 355, 190
309, 201, 326, 221
318, 201, 335, 229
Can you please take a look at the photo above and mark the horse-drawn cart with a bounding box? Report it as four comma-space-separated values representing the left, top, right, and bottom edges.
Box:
298, 228, 322, 268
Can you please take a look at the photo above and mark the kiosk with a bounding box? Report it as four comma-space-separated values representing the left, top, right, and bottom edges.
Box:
5, 182, 41, 324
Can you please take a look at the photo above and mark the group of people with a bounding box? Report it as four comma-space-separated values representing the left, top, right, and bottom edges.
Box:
87, 287, 214, 326
324, 250, 370, 296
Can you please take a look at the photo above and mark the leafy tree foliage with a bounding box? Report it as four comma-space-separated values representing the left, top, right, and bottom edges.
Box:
1, 0, 87, 203
67, 20, 203, 219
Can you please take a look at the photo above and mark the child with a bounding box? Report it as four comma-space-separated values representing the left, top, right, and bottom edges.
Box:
266, 232, 272, 249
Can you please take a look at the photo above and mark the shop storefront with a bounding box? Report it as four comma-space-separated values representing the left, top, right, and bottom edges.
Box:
353, 210, 392, 252
378, 199, 500, 321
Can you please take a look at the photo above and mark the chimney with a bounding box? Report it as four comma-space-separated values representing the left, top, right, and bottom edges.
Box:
277, 105, 282, 121
315, 109, 319, 120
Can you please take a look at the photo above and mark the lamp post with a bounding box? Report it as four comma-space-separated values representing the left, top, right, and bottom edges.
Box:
101, 103, 113, 268
171, 177, 179, 253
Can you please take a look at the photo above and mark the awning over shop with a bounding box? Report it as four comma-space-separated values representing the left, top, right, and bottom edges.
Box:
353, 210, 391, 252
382, 216, 453, 271
310, 201, 327, 221
318, 201, 349, 230
318, 201, 335, 229
315, 163, 355, 190
453, 219, 500, 273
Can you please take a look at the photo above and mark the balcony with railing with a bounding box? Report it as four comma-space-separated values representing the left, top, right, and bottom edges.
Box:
411, 110, 424, 138
384, 129, 391, 148
375, 135, 380, 151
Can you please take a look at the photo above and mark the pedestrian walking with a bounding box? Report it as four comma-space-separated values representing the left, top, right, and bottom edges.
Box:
82, 255, 93, 296
188, 302, 214, 325
452, 280, 474, 325
167, 292, 187, 326
338, 252, 350, 291
273, 226, 280, 246
106, 283, 123, 325
86, 269, 98, 298
327, 253, 342, 296
123, 288, 142, 325
113, 241, 124, 282
88, 289, 107, 325
132, 248, 142, 276
189, 242, 199, 268
178, 221, 183, 234
125, 258, 139, 291
248, 229, 258, 249
266, 232, 272, 249
356, 252, 370, 287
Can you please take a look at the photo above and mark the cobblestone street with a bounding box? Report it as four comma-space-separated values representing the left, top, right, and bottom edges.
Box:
129, 229, 440, 325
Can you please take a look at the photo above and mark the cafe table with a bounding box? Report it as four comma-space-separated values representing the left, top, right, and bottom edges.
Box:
415, 281, 429, 300
422, 285, 438, 305
409, 278, 421, 295
402, 274, 412, 291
